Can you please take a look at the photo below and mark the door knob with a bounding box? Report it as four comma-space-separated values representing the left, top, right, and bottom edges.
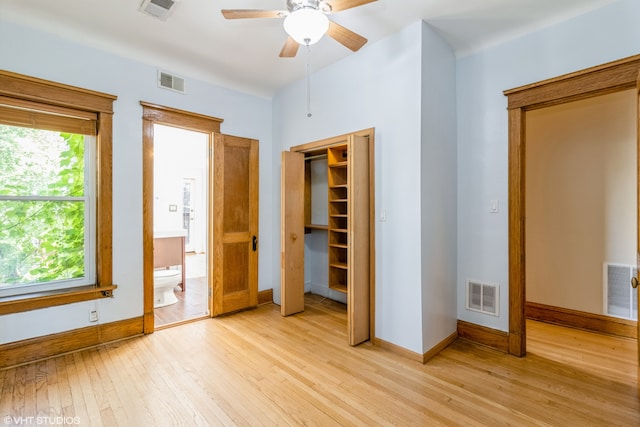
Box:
632, 277, 638, 289
290, 233, 297, 241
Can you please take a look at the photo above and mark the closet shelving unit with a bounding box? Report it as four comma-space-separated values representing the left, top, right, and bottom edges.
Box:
327, 144, 349, 293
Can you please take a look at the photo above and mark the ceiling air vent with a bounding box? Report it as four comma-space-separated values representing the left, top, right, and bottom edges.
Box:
139, 0, 179, 21
158, 70, 185, 94
466, 280, 499, 316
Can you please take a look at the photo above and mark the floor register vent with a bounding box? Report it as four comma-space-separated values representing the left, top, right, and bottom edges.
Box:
466, 280, 499, 316
604, 263, 638, 320
158, 70, 185, 94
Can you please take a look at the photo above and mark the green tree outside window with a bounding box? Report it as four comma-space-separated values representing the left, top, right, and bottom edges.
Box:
0, 125, 87, 287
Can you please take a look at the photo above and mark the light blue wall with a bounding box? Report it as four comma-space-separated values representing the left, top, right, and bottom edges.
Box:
0, 20, 274, 344
273, 21, 458, 354
420, 23, 458, 352
273, 23, 425, 352
1, 0, 637, 354
456, 0, 640, 331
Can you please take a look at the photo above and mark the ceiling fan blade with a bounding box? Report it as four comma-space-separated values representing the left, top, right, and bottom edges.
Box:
327, 21, 367, 52
279, 37, 300, 58
221, 9, 287, 19
326, 0, 377, 13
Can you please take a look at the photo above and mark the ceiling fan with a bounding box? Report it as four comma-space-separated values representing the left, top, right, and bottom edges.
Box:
221, 0, 377, 58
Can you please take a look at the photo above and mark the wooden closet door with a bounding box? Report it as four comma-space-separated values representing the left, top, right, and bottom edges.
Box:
212, 133, 259, 316
281, 151, 305, 316
348, 135, 370, 345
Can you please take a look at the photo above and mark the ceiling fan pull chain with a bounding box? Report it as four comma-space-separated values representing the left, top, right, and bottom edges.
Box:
306, 41, 312, 118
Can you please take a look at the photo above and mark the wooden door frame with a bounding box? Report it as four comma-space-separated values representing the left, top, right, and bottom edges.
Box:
141, 102, 223, 333
288, 128, 376, 342
504, 55, 640, 356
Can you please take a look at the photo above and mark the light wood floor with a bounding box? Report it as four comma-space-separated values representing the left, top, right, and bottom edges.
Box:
154, 277, 208, 327
155, 253, 208, 327
1, 295, 638, 426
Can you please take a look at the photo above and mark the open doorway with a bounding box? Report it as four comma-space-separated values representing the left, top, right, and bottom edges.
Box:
525, 90, 637, 330
153, 124, 209, 328
142, 102, 259, 333
505, 54, 640, 360
523, 89, 638, 376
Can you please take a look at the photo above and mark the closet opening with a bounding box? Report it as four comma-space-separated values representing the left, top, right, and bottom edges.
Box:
281, 128, 375, 346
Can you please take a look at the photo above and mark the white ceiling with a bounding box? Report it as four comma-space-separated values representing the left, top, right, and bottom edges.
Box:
0, 0, 618, 98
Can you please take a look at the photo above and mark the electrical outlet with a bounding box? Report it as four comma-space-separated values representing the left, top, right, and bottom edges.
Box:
89, 309, 98, 322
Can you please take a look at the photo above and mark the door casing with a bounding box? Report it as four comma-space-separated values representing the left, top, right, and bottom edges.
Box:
504, 55, 640, 357
141, 102, 223, 333
282, 128, 376, 344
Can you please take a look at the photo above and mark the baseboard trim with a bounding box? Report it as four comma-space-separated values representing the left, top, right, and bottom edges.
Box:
526, 301, 637, 339
372, 337, 423, 363
373, 331, 458, 364
422, 331, 459, 364
457, 320, 509, 353
258, 289, 273, 305
0, 316, 143, 370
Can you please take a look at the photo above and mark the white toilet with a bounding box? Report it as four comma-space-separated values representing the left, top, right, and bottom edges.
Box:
153, 269, 181, 308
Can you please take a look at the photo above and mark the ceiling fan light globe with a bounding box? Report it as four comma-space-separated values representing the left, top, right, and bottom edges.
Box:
283, 8, 329, 45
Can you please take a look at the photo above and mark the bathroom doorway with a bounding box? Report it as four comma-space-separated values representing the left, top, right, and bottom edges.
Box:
153, 124, 210, 328
142, 102, 258, 333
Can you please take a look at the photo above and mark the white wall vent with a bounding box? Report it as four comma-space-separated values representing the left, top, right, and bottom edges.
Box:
158, 70, 185, 94
139, 0, 179, 21
604, 263, 638, 320
466, 280, 499, 316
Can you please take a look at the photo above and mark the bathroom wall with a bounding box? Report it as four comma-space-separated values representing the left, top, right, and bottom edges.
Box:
153, 124, 209, 238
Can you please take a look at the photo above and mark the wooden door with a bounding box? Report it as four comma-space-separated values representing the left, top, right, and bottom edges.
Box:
636, 72, 640, 363
212, 133, 259, 316
280, 151, 305, 316
348, 135, 370, 345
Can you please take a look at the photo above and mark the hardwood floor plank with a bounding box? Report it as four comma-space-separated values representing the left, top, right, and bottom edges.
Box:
1, 296, 638, 426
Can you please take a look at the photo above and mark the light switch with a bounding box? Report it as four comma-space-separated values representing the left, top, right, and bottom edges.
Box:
490, 199, 499, 213
380, 209, 386, 222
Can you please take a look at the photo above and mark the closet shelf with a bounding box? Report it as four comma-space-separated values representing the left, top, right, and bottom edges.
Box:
328, 161, 347, 168
305, 224, 328, 232
330, 262, 348, 270
329, 283, 347, 294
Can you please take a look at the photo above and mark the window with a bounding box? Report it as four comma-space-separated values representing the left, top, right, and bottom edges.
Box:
0, 125, 95, 297
0, 70, 117, 314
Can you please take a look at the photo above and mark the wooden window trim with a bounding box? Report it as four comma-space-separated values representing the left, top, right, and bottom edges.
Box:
0, 70, 117, 315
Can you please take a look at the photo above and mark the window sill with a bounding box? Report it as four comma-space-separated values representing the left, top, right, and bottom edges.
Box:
0, 284, 117, 315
